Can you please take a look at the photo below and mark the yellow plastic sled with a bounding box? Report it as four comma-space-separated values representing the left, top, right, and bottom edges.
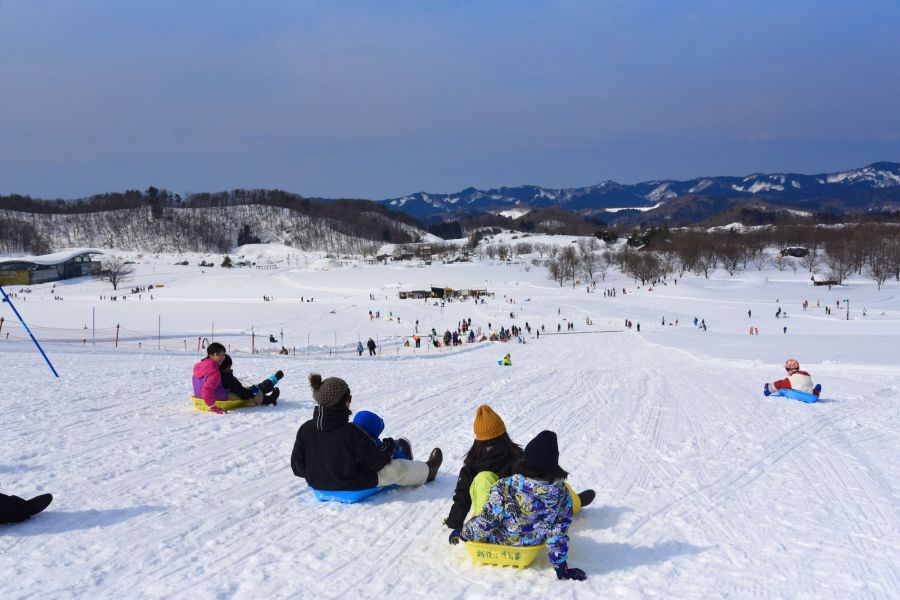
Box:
464, 541, 544, 568
190, 395, 256, 412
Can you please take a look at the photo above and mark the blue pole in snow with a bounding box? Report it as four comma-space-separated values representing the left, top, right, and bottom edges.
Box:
0, 285, 59, 378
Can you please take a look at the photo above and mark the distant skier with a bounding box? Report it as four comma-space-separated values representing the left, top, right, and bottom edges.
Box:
764, 359, 820, 397
357, 341, 364, 356
366, 338, 376, 356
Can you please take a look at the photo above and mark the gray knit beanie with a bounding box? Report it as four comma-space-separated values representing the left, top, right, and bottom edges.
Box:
309, 373, 350, 407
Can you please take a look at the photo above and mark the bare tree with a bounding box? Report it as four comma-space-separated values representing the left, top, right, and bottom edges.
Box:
597, 250, 611, 281
800, 249, 821, 273
98, 256, 134, 290
823, 233, 853, 283
715, 233, 745, 276
693, 248, 717, 279
866, 232, 895, 290
560, 246, 579, 287
546, 256, 566, 286
774, 255, 791, 272
577, 251, 595, 283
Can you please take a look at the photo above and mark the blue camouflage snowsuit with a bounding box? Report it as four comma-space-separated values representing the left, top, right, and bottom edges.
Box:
461, 474, 574, 566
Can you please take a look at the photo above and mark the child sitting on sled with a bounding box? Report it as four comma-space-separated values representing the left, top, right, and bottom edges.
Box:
219, 354, 282, 406
764, 358, 820, 397
353, 410, 412, 460
445, 405, 594, 532
499, 353, 512, 366
449, 430, 587, 581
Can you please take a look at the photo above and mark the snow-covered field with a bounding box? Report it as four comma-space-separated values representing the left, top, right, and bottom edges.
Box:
2, 240, 899, 599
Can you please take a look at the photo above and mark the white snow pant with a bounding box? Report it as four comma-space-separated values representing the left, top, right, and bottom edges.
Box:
377, 459, 429, 487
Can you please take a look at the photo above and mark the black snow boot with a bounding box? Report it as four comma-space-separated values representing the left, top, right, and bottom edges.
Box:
425, 448, 443, 483
577, 489, 595, 508
27, 493, 53, 518
262, 388, 280, 406
256, 371, 285, 395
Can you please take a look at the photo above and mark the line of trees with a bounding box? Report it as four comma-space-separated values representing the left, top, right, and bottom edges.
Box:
544, 224, 900, 290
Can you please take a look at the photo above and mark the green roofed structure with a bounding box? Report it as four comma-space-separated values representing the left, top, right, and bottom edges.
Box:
0, 248, 105, 286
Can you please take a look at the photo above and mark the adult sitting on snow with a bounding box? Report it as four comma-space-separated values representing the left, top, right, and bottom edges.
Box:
290, 374, 442, 491
765, 358, 820, 397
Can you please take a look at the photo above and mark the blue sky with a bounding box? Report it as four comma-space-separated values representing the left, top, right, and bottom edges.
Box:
1, 0, 898, 199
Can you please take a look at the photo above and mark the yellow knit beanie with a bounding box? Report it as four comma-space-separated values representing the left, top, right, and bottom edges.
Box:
473, 404, 506, 441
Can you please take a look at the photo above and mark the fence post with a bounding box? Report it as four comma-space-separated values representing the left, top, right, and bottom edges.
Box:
115, 324, 120, 348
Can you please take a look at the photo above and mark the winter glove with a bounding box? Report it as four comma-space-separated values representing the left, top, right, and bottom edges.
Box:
380, 437, 397, 456
763, 383, 771, 396
448, 529, 465, 545
555, 563, 587, 581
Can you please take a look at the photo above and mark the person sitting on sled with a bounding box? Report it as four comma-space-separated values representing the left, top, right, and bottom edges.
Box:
445, 405, 594, 534
500, 353, 512, 366
449, 430, 587, 581
353, 410, 411, 460
291, 374, 442, 491
219, 354, 282, 406
192, 342, 230, 412
765, 358, 820, 397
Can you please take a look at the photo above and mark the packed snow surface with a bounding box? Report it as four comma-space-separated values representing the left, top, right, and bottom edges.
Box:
1, 246, 899, 599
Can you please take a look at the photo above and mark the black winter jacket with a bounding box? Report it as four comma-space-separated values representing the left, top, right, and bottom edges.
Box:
220, 370, 253, 400
291, 406, 396, 491
445, 440, 523, 529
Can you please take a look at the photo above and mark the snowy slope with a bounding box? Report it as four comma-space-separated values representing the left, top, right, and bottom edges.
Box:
1, 247, 899, 599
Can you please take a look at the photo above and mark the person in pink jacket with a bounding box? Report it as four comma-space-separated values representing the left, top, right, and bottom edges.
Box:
765, 358, 820, 396
192, 342, 229, 412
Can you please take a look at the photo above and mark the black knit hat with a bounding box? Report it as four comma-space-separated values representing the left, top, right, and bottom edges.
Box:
524, 430, 560, 472
309, 373, 350, 407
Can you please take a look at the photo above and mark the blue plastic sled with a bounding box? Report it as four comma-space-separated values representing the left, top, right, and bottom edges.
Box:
771, 388, 819, 404
311, 485, 397, 503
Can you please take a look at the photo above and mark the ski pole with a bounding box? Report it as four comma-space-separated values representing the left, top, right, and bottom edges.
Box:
0, 285, 59, 378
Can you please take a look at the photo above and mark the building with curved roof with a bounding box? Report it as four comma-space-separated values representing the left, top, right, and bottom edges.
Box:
0, 248, 105, 285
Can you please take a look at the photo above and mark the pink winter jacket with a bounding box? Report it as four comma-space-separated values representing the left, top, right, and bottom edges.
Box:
193, 358, 227, 406
772, 370, 815, 394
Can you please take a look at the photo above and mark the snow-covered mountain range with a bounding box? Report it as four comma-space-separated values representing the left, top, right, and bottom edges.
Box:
378, 162, 900, 222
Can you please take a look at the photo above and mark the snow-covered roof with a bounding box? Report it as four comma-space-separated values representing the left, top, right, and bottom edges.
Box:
0, 248, 104, 267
